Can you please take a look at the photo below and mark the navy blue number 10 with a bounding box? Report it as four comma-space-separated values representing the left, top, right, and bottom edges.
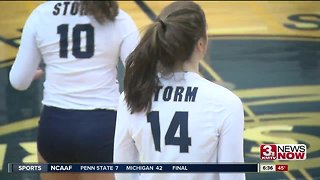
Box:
147, 111, 191, 153
57, 24, 94, 58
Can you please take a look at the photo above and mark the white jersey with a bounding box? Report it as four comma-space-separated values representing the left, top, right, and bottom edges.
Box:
9, 1, 139, 110
114, 72, 245, 180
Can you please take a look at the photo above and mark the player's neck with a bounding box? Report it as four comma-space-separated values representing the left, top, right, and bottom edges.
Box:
183, 60, 199, 74
173, 60, 199, 74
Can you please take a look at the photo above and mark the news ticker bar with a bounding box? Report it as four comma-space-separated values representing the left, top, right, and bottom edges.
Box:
7, 163, 288, 173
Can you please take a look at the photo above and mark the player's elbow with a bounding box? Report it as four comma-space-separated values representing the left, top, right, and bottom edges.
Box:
9, 72, 30, 91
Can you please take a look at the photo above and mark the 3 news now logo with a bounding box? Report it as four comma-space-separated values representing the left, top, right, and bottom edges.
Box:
260, 144, 307, 160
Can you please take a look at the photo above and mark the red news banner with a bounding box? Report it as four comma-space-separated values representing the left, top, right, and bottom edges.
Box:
275, 165, 289, 172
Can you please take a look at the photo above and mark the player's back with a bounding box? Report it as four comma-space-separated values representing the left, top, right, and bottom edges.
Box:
127, 72, 243, 180
28, 1, 137, 110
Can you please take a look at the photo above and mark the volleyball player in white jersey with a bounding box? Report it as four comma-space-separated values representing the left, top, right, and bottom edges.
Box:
9, 1, 139, 180
114, 1, 245, 180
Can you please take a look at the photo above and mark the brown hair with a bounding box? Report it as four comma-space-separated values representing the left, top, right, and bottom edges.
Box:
80, 1, 119, 24
124, 1, 207, 113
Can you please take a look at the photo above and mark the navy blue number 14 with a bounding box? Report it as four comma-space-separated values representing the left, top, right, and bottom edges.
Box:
147, 111, 191, 153
57, 24, 94, 58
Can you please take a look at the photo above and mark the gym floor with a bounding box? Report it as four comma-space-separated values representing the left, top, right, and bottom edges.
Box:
0, 1, 319, 180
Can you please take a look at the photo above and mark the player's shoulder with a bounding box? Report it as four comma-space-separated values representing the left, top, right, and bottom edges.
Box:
116, 9, 133, 20
115, 9, 136, 27
113, 9, 138, 38
22, 2, 55, 27
192, 73, 242, 105
31, 1, 56, 14
25, 1, 59, 21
